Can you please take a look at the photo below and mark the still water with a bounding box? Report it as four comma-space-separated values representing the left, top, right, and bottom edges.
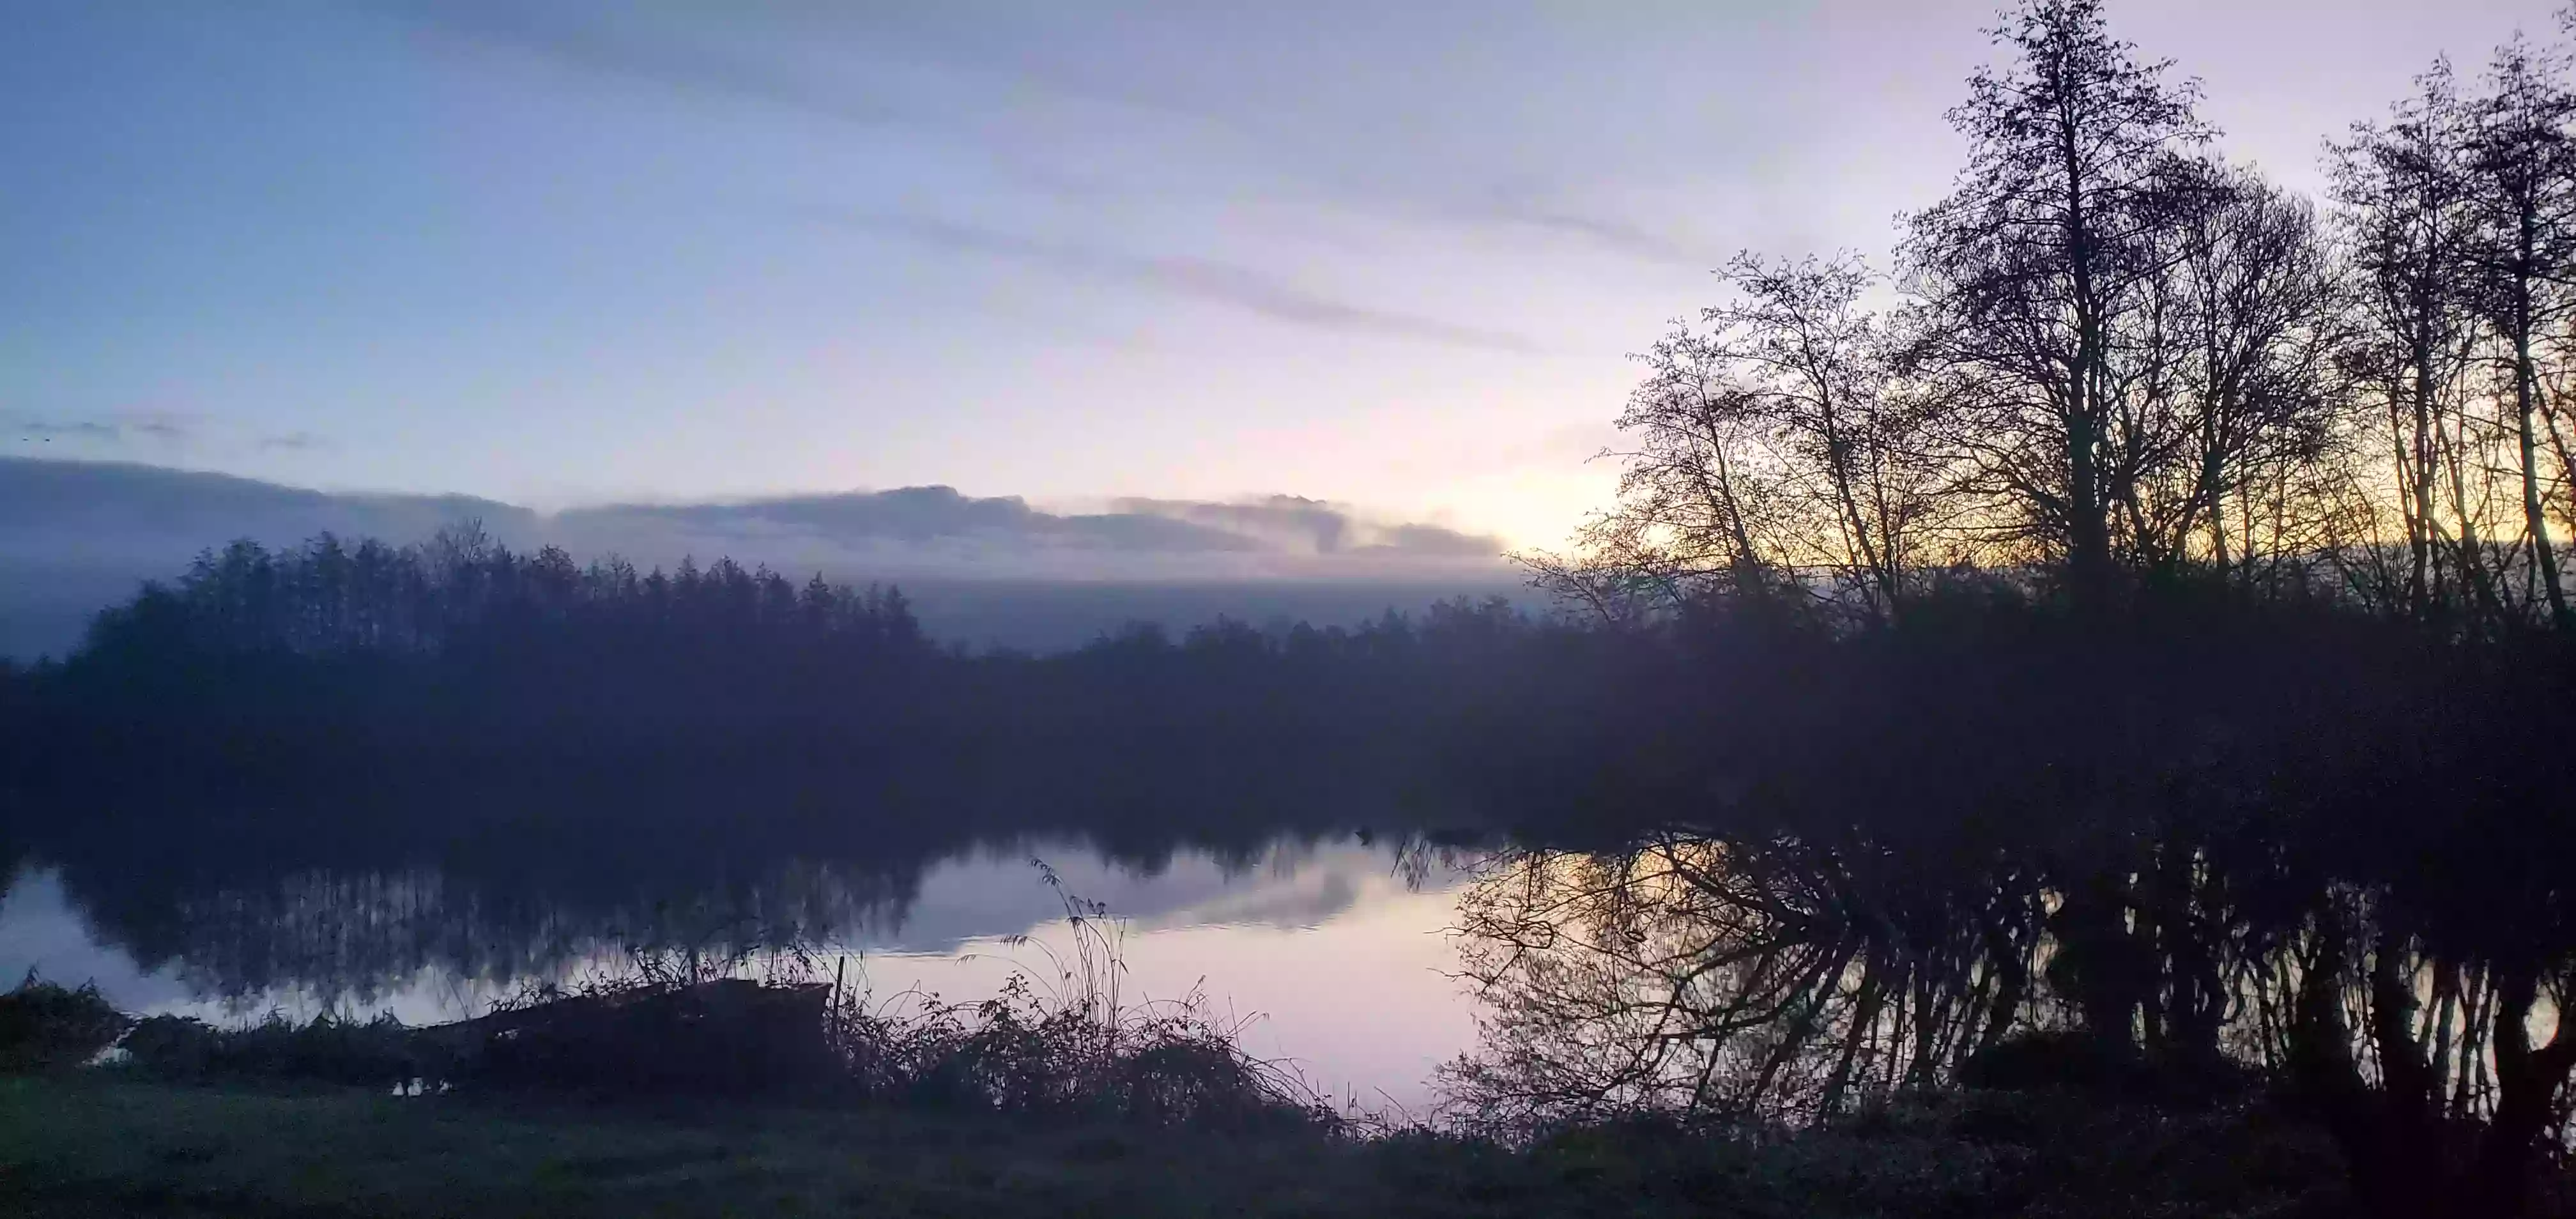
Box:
0, 836, 1479, 1108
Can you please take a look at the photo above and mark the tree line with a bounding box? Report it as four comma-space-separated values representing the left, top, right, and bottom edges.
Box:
77, 524, 925, 665
0, 516, 1623, 825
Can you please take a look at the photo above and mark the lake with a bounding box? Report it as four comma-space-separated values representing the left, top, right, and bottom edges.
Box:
0, 832, 1482, 1110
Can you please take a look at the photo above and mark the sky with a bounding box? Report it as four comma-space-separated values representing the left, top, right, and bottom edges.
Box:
3, 0, 2561, 551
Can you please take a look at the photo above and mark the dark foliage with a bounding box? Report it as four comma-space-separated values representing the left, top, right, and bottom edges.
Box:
0, 525, 1602, 811
0, 977, 132, 1073
119, 1012, 424, 1090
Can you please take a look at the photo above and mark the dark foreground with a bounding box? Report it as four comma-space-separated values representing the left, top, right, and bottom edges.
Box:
0, 1076, 2349, 1218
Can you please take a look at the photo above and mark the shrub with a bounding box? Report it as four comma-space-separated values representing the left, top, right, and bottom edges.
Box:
0, 974, 132, 1072
119, 1011, 428, 1089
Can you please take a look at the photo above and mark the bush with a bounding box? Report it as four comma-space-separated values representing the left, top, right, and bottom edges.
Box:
836, 974, 1333, 1130
119, 1011, 428, 1089
445, 977, 837, 1100
0, 975, 131, 1072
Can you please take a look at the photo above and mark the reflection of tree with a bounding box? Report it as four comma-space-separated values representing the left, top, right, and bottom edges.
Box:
1446, 832, 2045, 1127
27, 803, 1404, 1008
52, 856, 926, 1006
1444, 649, 2576, 1215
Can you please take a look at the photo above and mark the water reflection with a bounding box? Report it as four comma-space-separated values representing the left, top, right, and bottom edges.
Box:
0, 834, 1477, 1106
1443, 832, 2043, 1127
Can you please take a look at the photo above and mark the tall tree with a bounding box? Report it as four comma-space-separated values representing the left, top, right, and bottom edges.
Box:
1551, 254, 1937, 623
2464, 33, 2576, 628
1694, 253, 1933, 619
2156, 167, 2345, 586
1899, 0, 2216, 608
2330, 63, 2483, 628
1554, 318, 1790, 615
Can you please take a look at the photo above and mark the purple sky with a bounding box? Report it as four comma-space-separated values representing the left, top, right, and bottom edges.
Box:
3, 0, 2553, 549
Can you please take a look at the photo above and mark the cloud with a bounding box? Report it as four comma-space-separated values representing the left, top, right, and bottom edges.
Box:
9, 420, 122, 444
413, 6, 1706, 288
556, 486, 1503, 578
1110, 494, 1501, 558
1369, 523, 1506, 559
410, 3, 904, 125
834, 214, 1541, 353
7, 415, 336, 457
413, 5, 1747, 262
560, 486, 1255, 561
0, 459, 1517, 657
0, 459, 1501, 580
1489, 202, 1715, 268
6, 412, 195, 447
0, 457, 537, 560
404, 3, 1101, 200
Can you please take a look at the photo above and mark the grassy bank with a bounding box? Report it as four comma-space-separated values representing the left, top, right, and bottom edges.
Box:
0, 1075, 1366, 1219
0, 1073, 2349, 1218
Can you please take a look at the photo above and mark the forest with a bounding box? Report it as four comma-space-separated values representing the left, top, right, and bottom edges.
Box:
8, 1, 2576, 1215
0, 514, 1600, 762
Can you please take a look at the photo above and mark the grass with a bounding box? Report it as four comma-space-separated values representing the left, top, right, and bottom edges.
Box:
0, 1073, 1367, 1219
0, 1073, 2350, 1218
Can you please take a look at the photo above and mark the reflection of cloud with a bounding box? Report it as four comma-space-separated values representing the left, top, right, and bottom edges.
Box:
1147, 870, 1361, 933
870, 838, 1440, 953
831, 214, 1542, 353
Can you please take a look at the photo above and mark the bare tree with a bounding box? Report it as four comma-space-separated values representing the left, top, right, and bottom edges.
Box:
1695, 254, 1939, 619
1553, 322, 1793, 615
2464, 33, 2576, 628
2330, 63, 2486, 628
1549, 254, 1943, 624
1898, 0, 2218, 609
2161, 168, 2347, 588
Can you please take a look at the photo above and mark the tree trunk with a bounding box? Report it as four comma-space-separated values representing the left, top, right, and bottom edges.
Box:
2513, 326, 2570, 629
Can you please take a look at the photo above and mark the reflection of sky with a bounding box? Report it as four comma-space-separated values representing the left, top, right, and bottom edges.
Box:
0, 870, 205, 1013
0, 839, 1476, 1107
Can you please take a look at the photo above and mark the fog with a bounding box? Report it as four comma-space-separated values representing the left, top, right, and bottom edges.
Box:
0, 456, 1521, 657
